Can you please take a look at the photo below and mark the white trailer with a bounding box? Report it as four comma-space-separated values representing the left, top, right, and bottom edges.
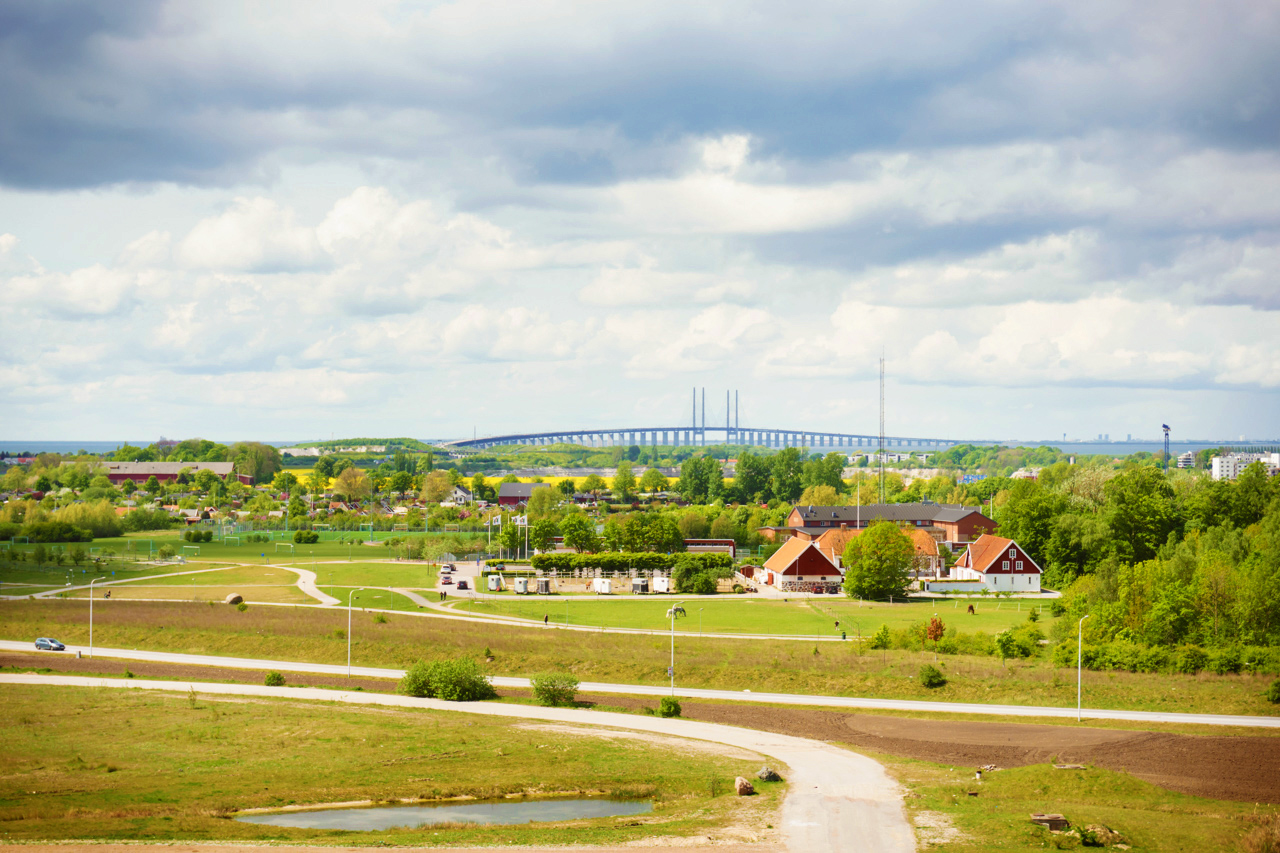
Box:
514, 577, 529, 594
631, 578, 648, 594
487, 574, 502, 592
591, 578, 612, 595
652, 576, 671, 594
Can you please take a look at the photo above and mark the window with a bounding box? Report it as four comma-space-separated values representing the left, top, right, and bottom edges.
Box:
1002, 560, 1009, 570
1016, 561, 1023, 570
1008, 548, 1015, 558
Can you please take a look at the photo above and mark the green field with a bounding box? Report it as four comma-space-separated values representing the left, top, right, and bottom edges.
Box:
888, 752, 1278, 851
458, 596, 1053, 639
319, 587, 427, 612
4, 599, 1277, 717
0, 684, 778, 845
310, 561, 439, 590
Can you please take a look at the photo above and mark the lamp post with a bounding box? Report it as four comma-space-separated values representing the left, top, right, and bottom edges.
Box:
1077, 613, 1091, 722
348, 587, 366, 677
699, 608, 704, 637
88, 576, 106, 658
669, 599, 685, 696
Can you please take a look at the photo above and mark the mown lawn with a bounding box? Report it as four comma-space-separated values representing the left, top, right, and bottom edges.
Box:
462, 595, 1053, 639
0, 684, 779, 845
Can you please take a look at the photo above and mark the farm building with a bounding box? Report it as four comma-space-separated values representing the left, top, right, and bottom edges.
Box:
497, 482, 551, 506
808, 524, 945, 579
760, 537, 841, 593
99, 461, 251, 485
951, 534, 1042, 592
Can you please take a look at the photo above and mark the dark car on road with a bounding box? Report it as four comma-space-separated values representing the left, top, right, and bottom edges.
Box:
35, 638, 66, 651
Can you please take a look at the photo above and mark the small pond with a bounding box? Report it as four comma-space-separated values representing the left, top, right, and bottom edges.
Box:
236, 798, 652, 831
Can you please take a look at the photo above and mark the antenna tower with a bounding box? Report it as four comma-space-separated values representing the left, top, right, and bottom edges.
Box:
879, 355, 886, 504
1162, 424, 1171, 472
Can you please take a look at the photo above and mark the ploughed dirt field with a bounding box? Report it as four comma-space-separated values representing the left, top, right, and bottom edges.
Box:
7, 652, 1280, 805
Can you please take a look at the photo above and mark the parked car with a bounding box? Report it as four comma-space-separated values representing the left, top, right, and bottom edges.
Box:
441, 575, 454, 585
34, 638, 65, 651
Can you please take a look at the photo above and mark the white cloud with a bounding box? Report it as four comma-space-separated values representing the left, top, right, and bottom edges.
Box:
177, 197, 325, 272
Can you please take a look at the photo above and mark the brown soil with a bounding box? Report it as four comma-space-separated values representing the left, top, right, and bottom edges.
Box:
7, 652, 1280, 805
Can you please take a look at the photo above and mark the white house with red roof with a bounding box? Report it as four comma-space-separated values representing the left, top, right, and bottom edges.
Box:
951, 534, 1042, 592
760, 537, 842, 592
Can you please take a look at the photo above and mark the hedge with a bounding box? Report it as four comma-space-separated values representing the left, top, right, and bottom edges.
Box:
531, 552, 733, 573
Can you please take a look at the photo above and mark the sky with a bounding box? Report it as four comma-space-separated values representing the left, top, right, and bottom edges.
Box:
1, 0, 1278, 444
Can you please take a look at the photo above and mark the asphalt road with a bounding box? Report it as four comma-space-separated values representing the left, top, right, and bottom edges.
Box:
5, 640, 1278, 728
1, 673, 915, 853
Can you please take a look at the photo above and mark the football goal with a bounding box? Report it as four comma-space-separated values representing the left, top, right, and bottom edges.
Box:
182, 546, 200, 557
274, 543, 295, 555
393, 524, 409, 532
223, 536, 241, 546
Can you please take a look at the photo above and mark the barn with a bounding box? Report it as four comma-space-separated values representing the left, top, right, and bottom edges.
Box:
951, 534, 1042, 592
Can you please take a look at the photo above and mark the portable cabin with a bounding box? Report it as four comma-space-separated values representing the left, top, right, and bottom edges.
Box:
631, 578, 649, 594
487, 574, 502, 592
536, 578, 551, 595
591, 578, 612, 595
514, 577, 529, 594
652, 576, 671, 593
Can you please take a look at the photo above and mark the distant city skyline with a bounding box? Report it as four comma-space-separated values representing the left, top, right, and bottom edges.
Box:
2, 2, 1277, 441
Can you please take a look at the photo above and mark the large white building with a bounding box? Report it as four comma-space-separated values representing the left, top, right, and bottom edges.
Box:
1211, 452, 1280, 481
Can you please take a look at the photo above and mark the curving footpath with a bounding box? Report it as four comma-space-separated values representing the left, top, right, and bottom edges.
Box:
0, 673, 915, 853
5, 641, 1278, 728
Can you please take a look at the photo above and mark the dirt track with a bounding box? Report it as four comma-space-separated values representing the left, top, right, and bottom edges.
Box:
7, 652, 1280, 805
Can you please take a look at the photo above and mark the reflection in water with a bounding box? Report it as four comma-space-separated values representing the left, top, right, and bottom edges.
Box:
236, 798, 652, 830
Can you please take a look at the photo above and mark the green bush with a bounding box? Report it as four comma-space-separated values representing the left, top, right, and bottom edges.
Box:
236, 601, 248, 612
531, 671, 580, 707
918, 664, 947, 689
1266, 679, 1280, 704
201, 530, 213, 542
265, 671, 286, 687
868, 625, 891, 650
293, 530, 319, 544
397, 658, 496, 701
157, 544, 176, 560
21, 521, 92, 543
658, 697, 682, 718
1210, 646, 1242, 675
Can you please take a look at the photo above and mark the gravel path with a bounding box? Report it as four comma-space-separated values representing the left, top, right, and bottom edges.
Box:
0, 673, 915, 853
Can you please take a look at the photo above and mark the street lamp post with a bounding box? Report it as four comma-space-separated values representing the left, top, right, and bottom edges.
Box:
1077, 613, 1091, 722
88, 576, 106, 658
669, 599, 685, 696
348, 587, 366, 677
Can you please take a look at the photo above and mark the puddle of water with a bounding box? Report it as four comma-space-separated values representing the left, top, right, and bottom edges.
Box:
236, 798, 652, 830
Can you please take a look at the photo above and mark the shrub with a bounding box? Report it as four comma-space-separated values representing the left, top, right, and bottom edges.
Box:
157, 544, 176, 560
1210, 646, 1243, 675
732, 584, 744, 594
201, 530, 213, 543
868, 625, 891, 650
236, 601, 248, 612
1266, 679, 1280, 705
531, 671, 580, 707
1173, 644, 1208, 674
293, 530, 319, 544
918, 664, 947, 689
22, 521, 92, 543
265, 671, 286, 687
398, 658, 496, 701
658, 697, 682, 718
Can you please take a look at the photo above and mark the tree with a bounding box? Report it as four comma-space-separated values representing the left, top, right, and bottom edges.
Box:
119, 479, 137, 496
798, 484, 840, 506
1105, 467, 1182, 563
612, 462, 637, 502
229, 442, 283, 484
194, 469, 220, 493
271, 471, 299, 496
678, 511, 709, 539
498, 516, 524, 555
927, 616, 945, 651
581, 474, 607, 499
678, 456, 722, 503
626, 444, 642, 462
313, 455, 336, 479
531, 671, 580, 707
470, 473, 493, 502
802, 452, 847, 493
69, 545, 86, 567
842, 521, 914, 600
422, 470, 452, 504
530, 518, 558, 552
389, 470, 414, 497
770, 448, 804, 502
639, 467, 669, 494
734, 452, 772, 502
556, 478, 577, 497
559, 513, 598, 553
333, 467, 371, 502
527, 486, 558, 519
143, 475, 161, 494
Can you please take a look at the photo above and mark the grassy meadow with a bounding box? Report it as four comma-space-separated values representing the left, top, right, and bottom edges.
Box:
887, 753, 1280, 851
0, 683, 779, 845
3, 599, 1278, 717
